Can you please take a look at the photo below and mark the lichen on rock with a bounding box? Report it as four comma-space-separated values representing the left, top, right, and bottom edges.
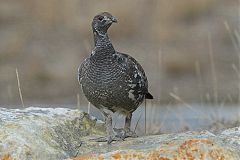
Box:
0, 107, 240, 160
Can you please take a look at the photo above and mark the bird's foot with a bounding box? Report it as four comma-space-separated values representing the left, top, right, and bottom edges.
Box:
89, 129, 137, 144
125, 129, 138, 138
90, 129, 125, 144
91, 135, 123, 144
114, 128, 138, 138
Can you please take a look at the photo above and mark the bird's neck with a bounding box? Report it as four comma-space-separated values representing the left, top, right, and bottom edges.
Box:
93, 31, 114, 52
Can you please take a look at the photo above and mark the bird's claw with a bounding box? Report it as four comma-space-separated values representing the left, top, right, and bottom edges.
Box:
90, 135, 124, 144
114, 128, 138, 138
125, 130, 138, 138
89, 129, 137, 144
90, 128, 136, 143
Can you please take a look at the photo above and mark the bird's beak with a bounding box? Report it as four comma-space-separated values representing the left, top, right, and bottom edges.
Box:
111, 17, 118, 23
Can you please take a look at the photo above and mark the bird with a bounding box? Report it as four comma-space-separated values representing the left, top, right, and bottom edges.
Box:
78, 12, 153, 143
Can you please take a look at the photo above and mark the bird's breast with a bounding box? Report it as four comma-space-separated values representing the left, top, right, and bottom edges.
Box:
79, 56, 146, 111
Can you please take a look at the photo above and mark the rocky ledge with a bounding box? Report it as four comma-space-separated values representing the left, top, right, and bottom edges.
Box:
0, 107, 240, 160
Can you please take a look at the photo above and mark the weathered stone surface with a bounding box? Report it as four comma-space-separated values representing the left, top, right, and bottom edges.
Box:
0, 107, 105, 160
70, 130, 240, 160
0, 107, 240, 160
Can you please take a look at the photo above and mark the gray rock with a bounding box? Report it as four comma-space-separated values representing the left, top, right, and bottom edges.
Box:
0, 107, 240, 160
0, 107, 105, 160
71, 130, 240, 160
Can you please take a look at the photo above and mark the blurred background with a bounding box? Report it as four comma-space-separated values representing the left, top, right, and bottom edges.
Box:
0, 0, 240, 133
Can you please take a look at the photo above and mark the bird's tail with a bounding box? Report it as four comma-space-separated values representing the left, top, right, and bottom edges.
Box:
145, 92, 153, 99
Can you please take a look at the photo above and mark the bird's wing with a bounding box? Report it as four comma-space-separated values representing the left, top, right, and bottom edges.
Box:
78, 57, 90, 83
114, 52, 149, 93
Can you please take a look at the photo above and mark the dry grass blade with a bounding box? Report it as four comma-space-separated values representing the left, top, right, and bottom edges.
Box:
158, 49, 163, 98
225, 21, 240, 103
134, 110, 143, 133
169, 92, 210, 120
208, 33, 218, 105
195, 61, 204, 105
16, 68, 25, 108
159, 105, 170, 133
77, 93, 80, 110
87, 102, 91, 114
145, 99, 147, 135
235, 30, 240, 104
224, 21, 239, 51
232, 64, 240, 77
232, 64, 240, 102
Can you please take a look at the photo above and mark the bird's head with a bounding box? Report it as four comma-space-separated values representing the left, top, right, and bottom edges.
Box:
92, 12, 117, 35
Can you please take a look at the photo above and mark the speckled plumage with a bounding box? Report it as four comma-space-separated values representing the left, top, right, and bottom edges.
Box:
78, 12, 153, 143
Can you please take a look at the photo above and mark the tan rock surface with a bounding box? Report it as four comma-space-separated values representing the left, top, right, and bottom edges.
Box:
70, 131, 240, 160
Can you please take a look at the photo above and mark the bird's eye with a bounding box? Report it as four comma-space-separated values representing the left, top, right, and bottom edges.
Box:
98, 16, 104, 21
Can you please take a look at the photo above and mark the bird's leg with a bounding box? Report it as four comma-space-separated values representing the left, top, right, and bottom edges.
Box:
105, 112, 114, 143
124, 113, 132, 132
92, 110, 124, 143
124, 113, 137, 138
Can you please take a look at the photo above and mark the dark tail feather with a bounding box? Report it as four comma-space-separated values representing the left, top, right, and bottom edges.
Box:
145, 92, 153, 99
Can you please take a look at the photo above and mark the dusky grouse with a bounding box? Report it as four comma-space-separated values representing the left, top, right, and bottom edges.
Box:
78, 12, 153, 143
